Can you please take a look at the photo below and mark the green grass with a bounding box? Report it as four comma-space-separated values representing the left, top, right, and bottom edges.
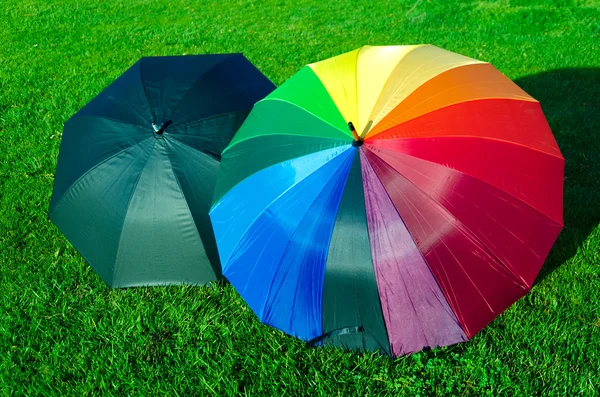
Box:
1, 0, 599, 395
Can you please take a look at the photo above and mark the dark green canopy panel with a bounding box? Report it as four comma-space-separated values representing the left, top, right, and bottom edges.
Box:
49, 54, 275, 288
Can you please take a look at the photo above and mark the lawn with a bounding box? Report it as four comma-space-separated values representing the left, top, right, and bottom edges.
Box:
1, 0, 599, 395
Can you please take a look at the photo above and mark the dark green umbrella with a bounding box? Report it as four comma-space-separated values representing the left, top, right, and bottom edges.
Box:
49, 54, 275, 288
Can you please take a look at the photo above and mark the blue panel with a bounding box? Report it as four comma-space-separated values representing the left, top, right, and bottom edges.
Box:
261, 150, 354, 340
209, 145, 352, 267
221, 147, 356, 340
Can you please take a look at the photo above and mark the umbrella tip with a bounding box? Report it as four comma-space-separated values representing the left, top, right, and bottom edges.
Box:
348, 122, 363, 147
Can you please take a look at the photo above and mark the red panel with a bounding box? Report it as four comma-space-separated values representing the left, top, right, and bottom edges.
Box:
369, 99, 562, 159
365, 149, 530, 338
366, 146, 563, 287
366, 137, 564, 225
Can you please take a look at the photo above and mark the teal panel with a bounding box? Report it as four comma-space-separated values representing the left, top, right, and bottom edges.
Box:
321, 150, 391, 355
113, 139, 214, 287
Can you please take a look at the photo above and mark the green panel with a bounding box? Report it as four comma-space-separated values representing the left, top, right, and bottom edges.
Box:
112, 139, 215, 287
321, 150, 390, 355
264, 66, 349, 135
49, 139, 154, 286
213, 135, 349, 204
225, 87, 351, 152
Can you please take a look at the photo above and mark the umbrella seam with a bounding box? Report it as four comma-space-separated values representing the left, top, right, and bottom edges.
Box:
70, 113, 150, 130
162, 54, 237, 123
360, 151, 468, 350
366, 137, 565, 224
217, 146, 353, 272
49, 135, 153, 215
225, 97, 351, 147
364, 149, 532, 338
366, 47, 487, 138
368, 146, 550, 264
365, 150, 475, 335
365, 147, 530, 290
368, 122, 565, 161
366, 66, 537, 139
360, 44, 425, 137
166, 110, 246, 134
163, 140, 208, 247
168, 133, 222, 162
139, 58, 156, 123
111, 138, 157, 285
213, 138, 351, 207
261, 148, 355, 337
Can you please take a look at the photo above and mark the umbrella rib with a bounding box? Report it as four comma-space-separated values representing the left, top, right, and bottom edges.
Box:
373, 131, 564, 161
167, 133, 221, 162
365, 99, 562, 159
49, 137, 154, 214
353, 47, 361, 131
111, 139, 157, 284
259, 98, 351, 138
367, 147, 530, 287
69, 113, 149, 131
162, 141, 207, 254
212, 138, 351, 207
358, 45, 422, 138
139, 58, 156, 122
162, 55, 235, 123
361, 153, 468, 342
166, 110, 247, 133
221, 147, 353, 282
369, 49, 479, 131
262, 153, 353, 334
367, 157, 496, 323
367, 137, 564, 224
368, 146, 550, 264
367, 79, 537, 139
364, 148, 528, 299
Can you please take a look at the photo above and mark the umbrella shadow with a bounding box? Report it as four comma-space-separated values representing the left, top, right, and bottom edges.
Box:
513, 68, 600, 283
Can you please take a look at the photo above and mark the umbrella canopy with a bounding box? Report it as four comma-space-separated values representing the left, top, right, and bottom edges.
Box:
50, 54, 275, 288
210, 45, 564, 356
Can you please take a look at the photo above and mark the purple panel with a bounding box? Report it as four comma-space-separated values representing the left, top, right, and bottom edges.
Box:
360, 149, 467, 356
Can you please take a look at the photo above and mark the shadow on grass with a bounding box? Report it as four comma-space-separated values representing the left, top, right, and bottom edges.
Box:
514, 69, 600, 283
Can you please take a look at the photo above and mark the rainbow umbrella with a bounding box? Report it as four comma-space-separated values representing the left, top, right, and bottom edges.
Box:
209, 45, 564, 356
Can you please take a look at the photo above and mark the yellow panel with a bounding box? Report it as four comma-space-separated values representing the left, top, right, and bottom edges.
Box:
366, 45, 485, 139
308, 49, 360, 129
356, 45, 421, 136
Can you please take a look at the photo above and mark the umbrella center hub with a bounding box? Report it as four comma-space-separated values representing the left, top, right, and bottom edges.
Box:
152, 120, 172, 135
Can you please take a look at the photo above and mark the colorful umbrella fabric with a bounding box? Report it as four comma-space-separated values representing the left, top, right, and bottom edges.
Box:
50, 54, 275, 288
209, 45, 564, 356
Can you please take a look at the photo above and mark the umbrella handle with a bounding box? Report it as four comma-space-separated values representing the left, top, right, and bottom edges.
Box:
307, 325, 364, 346
348, 122, 363, 146
152, 120, 173, 136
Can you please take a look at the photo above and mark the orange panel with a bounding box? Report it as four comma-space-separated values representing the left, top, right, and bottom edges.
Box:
367, 63, 536, 138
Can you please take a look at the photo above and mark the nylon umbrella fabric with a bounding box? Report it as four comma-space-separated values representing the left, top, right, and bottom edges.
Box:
49, 54, 275, 288
209, 45, 564, 356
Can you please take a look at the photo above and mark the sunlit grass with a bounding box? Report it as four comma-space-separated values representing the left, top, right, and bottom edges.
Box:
1, 0, 599, 395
